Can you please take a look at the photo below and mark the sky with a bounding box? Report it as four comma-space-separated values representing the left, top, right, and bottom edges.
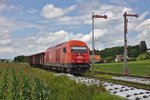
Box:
0, 0, 150, 59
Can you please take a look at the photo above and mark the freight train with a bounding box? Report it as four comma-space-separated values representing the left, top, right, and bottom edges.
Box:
28, 40, 90, 74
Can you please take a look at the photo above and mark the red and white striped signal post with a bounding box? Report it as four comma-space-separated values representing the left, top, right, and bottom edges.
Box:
123, 12, 138, 75
91, 11, 107, 71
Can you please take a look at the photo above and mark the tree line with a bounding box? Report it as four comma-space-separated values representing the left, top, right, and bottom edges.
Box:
90, 41, 149, 62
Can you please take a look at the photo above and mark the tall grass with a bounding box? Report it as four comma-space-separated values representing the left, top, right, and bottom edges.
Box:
33, 78, 50, 100
11, 68, 20, 99
0, 62, 124, 100
0, 68, 9, 99
21, 75, 32, 100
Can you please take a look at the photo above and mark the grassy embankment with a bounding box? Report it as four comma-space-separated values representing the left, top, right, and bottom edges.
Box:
93, 60, 150, 76
0, 62, 124, 100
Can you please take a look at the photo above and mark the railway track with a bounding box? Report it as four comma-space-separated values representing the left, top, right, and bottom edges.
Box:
54, 73, 150, 100
85, 71, 150, 90
93, 71, 150, 79
91, 71, 150, 87
112, 76, 150, 84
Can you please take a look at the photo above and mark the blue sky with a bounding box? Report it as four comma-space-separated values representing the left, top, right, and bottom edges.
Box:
0, 0, 150, 59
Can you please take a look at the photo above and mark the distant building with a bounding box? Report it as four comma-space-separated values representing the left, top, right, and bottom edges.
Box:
114, 54, 132, 62
0, 59, 13, 62
115, 55, 123, 62
90, 55, 101, 63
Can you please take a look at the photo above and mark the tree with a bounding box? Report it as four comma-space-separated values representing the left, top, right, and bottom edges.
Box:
130, 49, 139, 58
139, 41, 147, 52
14, 55, 26, 63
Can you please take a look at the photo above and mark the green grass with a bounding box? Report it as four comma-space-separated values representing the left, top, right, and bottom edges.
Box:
93, 93, 125, 100
0, 62, 124, 100
93, 60, 150, 76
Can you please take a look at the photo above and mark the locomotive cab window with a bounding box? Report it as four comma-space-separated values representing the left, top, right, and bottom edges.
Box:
63, 47, 66, 53
71, 46, 87, 53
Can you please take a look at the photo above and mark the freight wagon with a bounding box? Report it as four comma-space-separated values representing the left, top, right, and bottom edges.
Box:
29, 40, 90, 74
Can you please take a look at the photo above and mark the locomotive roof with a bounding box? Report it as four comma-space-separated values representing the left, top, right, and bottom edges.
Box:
29, 52, 45, 56
47, 40, 85, 49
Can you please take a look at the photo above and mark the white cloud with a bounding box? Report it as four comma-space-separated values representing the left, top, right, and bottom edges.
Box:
0, 29, 12, 46
0, 47, 17, 53
0, 16, 43, 31
0, 3, 7, 12
0, 0, 7, 12
0, 0, 23, 13
0, 15, 45, 56
81, 29, 107, 42
136, 18, 150, 31
135, 20, 150, 48
41, 4, 76, 19
42, 1, 135, 26
37, 30, 67, 45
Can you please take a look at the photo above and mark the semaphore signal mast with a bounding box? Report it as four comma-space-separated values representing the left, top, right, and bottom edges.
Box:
123, 12, 138, 75
91, 11, 107, 72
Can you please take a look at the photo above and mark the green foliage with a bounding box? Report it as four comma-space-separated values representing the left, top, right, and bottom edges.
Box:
99, 46, 124, 59
139, 40, 147, 52
136, 53, 150, 60
11, 68, 20, 100
47, 75, 106, 100
0, 68, 9, 99
33, 78, 50, 100
130, 49, 139, 58
14, 55, 26, 63
0, 62, 124, 100
93, 93, 124, 100
21, 75, 32, 100
104, 56, 114, 63
92, 45, 142, 62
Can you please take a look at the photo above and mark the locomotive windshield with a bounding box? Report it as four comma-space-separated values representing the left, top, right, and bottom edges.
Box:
71, 46, 87, 53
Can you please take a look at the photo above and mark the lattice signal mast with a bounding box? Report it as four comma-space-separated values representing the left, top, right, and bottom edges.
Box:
123, 12, 138, 75
91, 11, 107, 71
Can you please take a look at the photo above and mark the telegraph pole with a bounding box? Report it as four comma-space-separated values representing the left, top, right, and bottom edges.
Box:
123, 12, 138, 75
91, 11, 107, 72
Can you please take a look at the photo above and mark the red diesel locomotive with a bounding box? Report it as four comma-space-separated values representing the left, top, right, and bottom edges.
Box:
28, 40, 90, 74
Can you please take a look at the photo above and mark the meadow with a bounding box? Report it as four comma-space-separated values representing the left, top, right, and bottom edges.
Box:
93, 60, 150, 76
0, 62, 124, 100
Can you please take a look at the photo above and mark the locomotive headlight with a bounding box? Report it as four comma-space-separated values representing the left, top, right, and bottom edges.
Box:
72, 60, 74, 63
85, 60, 88, 62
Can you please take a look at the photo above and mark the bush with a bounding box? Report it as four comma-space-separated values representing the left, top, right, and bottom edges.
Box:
104, 56, 114, 63
136, 53, 150, 60
128, 58, 136, 61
